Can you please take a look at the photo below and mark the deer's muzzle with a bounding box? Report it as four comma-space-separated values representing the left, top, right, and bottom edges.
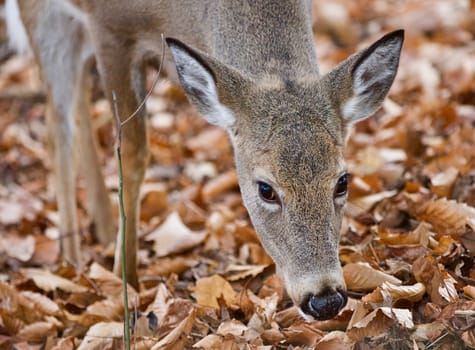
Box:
300, 287, 347, 320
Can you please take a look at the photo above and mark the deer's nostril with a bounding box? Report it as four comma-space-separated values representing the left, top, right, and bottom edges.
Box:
301, 288, 347, 320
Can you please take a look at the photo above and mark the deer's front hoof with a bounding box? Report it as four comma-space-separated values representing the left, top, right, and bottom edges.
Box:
301, 288, 347, 320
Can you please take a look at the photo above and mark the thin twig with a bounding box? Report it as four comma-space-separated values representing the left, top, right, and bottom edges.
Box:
112, 90, 131, 350
112, 34, 167, 350
120, 34, 166, 127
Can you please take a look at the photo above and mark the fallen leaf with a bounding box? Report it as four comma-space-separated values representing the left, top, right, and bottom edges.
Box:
0, 234, 35, 262
17, 321, 56, 342
411, 321, 445, 343
140, 183, 168, 222
283, 321, 326, 347
150, 308, 196, 350
88, 263, 138, 308
21, 268, 88, 293
30, 235, 60, 265
0, 186, 43, 224
21, 291, 62, 317
415, 197, 475, 231
362, 282, 426, 306
192, 334, 223, 349
77, 322, 122, 350
225, 264, 268, 281
413, 255, 458, 304
343, 262, 401, 292
316, 330, 353, 350
195, 275, 238, 310
77, 299, 123, 327
430, 166, 459, 197
464, 285, 475, 299
51, 337, 76, 350
347, 307, 413, 342
217, 319, 248, 337
146, 211, 207, 257
462, 328, 475, 348
201, 170, 239, 202
348, 190, 398, 216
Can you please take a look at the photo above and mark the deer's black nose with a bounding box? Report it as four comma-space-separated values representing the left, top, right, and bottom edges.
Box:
301, 288, 347, 320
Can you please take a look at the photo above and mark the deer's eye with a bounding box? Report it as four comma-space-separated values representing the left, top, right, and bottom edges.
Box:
258, 181, 279, 204
334, 173, 350, 197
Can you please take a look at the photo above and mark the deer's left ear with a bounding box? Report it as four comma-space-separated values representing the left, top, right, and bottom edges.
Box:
343, 30, 404, 123
166, 37, 240, 130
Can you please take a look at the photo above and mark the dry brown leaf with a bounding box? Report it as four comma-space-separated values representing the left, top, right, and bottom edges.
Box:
51, 337, 76, 350
21, 291, 62, 317
225, 264, 269, 281
21, 268, 88, 293
146, 211, 207, 257
283, 321, 326, 347
0, 281, 44, 333
343, 262, 401, 292
261, 327, 285, 344
378, 223, 433, 246
413, 255, 458, 304
77, 299, 123, 327
348, 190, 398, 216
411, 321, 445, 343
77, 321, 122, 350
0, 186, 43, 225
192, 334, 223, 349
416, 197, 475, 231
216, 319, 248, 337
316, 330, 353, 350
30, 235, 60, 265
150, 308, 196, 350
144, 255, 198, 277
185, 126, 228, 153
430, 166, 459, 198
462, 328, 475, 348
145, 283, 172, 325
184, 161, 218, 183
88, 263, 138, 308
437, 273, 458, 303
347, 307, 413, 342
160, 298, 195, 330
0, 234, 35, 262
201, 170, 239, 202
195, 275, 238, 310
461, 230, 475, 255
362, 282, 426, 306
140, 183, 168, 222
432, 235, 460, 256
17, 321, 56, 342
464, 285, 475, 299
346, 300, 369, 330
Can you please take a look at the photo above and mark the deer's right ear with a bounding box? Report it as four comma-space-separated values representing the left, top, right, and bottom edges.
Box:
325, 30, 404, 126
166, 38, 235, 129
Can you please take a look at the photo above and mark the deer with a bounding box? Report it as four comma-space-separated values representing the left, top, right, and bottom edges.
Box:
6, 0, 403, 321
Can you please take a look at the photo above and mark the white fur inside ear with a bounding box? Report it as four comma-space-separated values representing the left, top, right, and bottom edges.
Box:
169, 44, 235, 129
342, 95, 371, 123
343, 38, 402, 123
5, 0, 31, 54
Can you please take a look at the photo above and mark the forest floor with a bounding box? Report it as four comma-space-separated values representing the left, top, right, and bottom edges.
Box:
0, 0, 474, 349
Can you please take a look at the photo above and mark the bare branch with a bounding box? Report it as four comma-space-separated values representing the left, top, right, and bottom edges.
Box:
120, 34, 167, 127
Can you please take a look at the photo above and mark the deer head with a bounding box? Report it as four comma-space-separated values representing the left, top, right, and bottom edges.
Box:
167, 30, 403, 320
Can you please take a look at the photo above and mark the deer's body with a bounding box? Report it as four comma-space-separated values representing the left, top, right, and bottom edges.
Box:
7, 0, 403, 320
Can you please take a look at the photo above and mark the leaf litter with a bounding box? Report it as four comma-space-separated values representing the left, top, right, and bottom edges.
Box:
0, 0, 475, 349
